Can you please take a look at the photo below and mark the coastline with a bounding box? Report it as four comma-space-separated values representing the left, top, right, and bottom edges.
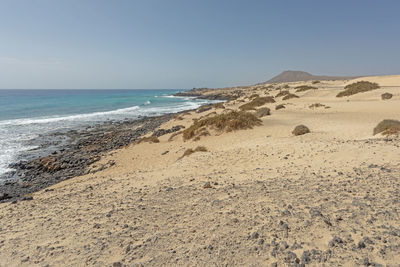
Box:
0, 112, 181, 202
0, 76, 399, 266
0, 89, 228, 203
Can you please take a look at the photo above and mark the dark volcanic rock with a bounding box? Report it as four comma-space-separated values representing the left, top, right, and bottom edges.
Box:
152, 125, 183, 137
174, 89, 242, 101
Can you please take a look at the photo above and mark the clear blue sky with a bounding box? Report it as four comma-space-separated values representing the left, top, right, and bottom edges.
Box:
1, 0, 399, 89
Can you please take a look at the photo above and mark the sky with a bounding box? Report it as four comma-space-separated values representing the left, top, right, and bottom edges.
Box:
0, 0, 400, 89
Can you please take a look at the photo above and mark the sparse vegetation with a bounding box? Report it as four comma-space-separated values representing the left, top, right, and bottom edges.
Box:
239, 96, 275, 111
292, 125, 310, 136
275, 104, 285, 110
168, 131, 183, 142
283, 84, 290, 89
183, 111, 262, 140
312, 80, 320, 84
309, 103, 325, 109
373, 120, 400, 135
179, 146, 208, 159
137, 136, 160, 144
276, 90, 290, 98
193, 128, 210, 141
295, 85, 317, 92
336, 81, 380, 97
381, 93, 393, 100
249, 94, 259, 99
282, 93, 300, 100
254, 107, 271, 118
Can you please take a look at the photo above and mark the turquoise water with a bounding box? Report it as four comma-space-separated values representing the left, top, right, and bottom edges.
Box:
0, 89, 215, 177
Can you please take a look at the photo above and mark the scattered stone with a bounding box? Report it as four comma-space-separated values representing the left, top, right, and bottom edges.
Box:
309, 208, 322, 218
275, 104, 285, 110
250, 231, 259, 239
279, 220, 289, 230
161, 150, 169, 155
203, 182, 212, 189
284, 251, 299, 263
357, 240, 366, 249
0, 193, 12, 201
279, 241, 289, 251
328, 236, 343, 247
301, 250, 311, 264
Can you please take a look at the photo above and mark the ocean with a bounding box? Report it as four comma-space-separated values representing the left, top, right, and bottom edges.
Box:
0, 89, 215, 178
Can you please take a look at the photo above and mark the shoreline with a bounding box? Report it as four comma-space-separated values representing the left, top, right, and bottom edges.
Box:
0, 112, 182, 202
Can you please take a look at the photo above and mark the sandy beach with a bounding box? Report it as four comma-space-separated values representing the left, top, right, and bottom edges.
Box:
1, 76, 400, 266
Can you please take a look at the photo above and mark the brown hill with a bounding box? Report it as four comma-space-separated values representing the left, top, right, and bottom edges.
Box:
267, 70, 357, 83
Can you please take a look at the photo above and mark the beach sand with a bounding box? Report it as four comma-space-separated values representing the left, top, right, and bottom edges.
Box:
0, 76, 399, 266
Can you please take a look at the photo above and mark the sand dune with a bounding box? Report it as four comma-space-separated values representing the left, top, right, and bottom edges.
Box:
348, 75, 400, 87
0, 76, 399, 266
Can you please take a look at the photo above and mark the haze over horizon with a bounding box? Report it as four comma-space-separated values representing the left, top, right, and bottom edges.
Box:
1, 0, 400, 89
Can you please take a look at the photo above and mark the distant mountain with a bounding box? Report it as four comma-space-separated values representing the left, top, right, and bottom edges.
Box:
266, 70, 356, 83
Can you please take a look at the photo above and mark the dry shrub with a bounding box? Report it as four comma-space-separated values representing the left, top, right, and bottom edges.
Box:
312, 80, 320, 84
183, 111, 261, 140
254, 107, 271, 118
275, 104, 285, 110
295, 85, 317, 92
309, 103, 325, 109
193, 128, 210, 141
282, 93, 300, 100
292, 125, 310, 136
194, 146, 207, 152
276, 90, 290, 97
249, 94, 260, 99
203, 111, 217, 117
180, 146, 208, 159
283, 84, 290, 89
337, 81, 379, 97
373, 120, 400, 135
137, 136, 160, 144
381, 93, 393, 100
168, 131, 183, 142
239, 96, 275, 111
